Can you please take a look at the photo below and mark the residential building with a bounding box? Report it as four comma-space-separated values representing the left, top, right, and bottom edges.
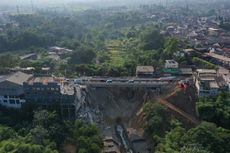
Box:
194, 69, 220, 97
23, 75, 76, 119
180, 68, 193, 76
205, 52, 230, 68
19, 53, 37, 60
136, 66, 154, 78
165, 60, 179, 69
0, 72, 32, 109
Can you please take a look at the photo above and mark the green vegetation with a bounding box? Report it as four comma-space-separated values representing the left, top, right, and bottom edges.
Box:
197, 92, 230, 129
0, 9, 181, 77
140, 27, 165, 51
70, 121, 102, 153
143, 103, 170, 138
163, 38, 179, 58
143, 99, 230, 153
0, 107, 102, 153
192, 57, 218, 69
156, 122, 230, 153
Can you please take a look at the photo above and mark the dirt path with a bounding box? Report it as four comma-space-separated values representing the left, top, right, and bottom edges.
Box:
156, 97, 200, 126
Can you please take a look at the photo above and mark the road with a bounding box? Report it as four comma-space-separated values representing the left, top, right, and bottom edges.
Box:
156, 98, 200, 125
74, 76, 180, 87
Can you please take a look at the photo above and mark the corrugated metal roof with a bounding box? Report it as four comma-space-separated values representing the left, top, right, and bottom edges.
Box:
0, 71, 32, 85
136, 66, 154, 73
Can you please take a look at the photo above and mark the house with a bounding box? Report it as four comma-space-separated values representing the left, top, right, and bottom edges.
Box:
180, 68, 193, 76
165, 60, 179, 69
217, 67, 229, 76
194, 69, 220, 97
49, 46, 73, 55
136, 66, 154, 78
205, 52, 230, 68
0, 72, 32, 109
19, 53, 37, 60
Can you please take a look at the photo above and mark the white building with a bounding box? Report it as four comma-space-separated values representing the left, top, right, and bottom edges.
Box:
0, 72, 32, 109
194, 69, 220, 97
165, 60, 179, 69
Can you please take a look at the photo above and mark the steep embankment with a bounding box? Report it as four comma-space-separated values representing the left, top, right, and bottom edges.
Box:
131, 84, 200, 129
158, 85, 200, 127
88, 88, 155, 122
75, 82, 199, 128
75, 86, 157, 125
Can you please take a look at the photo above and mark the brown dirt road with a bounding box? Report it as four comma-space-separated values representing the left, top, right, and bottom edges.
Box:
156, 97, 200, 126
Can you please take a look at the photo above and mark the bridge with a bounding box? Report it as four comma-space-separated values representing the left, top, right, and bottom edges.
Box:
74, 77, 179, 88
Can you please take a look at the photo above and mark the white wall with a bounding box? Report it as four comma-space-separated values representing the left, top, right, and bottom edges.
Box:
0, 95, 25, 109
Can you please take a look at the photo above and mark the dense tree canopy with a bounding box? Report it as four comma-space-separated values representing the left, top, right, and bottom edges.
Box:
156, 122, 230, 153
197, 92, 230, 129
143, 102, 171, 138
0, 107, 102, 153
140, 27, 165, 51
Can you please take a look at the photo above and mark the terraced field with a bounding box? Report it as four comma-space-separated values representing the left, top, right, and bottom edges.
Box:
105, 40, 126, 67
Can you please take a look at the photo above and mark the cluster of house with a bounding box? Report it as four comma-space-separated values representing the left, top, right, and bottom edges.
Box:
136, 59, 230, 97
0, 71, 75, 118
160, 9, 230, 48
136, 60, 192, 78
194, 68, 230, 97
47, 46, 73, 61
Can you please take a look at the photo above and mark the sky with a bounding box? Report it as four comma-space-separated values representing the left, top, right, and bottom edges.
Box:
0, 0, 224, 8
0, 0, 162, 7
1, 0, 154, 5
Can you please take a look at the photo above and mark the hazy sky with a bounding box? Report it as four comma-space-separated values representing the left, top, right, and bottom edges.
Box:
0, 0, 161, 7
1, 0, 97, 4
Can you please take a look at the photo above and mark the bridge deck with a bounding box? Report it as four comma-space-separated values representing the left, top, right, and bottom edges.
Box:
78, 82, 169, 87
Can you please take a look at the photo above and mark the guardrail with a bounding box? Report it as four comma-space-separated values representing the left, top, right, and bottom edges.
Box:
77, 81, 169, 88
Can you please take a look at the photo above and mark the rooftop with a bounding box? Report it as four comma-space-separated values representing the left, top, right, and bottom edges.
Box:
218, 67, 229, 75
26, 76, 74, 95
0, 71, 32, 85
165, 60, 178, 64
199, 77, 216, 81
180, 68, 193, 74
27, 76, 55, 85
136, 66, 154, 73
197, 69, 216, 74
209, 81, 219, 89
205, 52, 230, 62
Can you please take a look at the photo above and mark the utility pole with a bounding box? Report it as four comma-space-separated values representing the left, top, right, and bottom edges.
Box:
16, 0, 21, 15
30, 0, 34, 13
165, 0, 169, 8
186, 0, 189, 11
16, 5, 20, 15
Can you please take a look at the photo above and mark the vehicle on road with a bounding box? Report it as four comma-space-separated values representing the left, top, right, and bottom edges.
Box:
106, 80, 113, 83
128, 80, 134, 83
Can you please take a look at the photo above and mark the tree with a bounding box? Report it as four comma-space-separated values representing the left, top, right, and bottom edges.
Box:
33, 110, 58, 129
0, 54, 20, 68
26, 126, 49, 145
156, 126, 185, 153
163, 38, 179, 58
184, 122, 230, 153
69, 47, 96, 65
197, 93, 230, 129
140, 27, 165, 50
69, 121, 103, 153
143, 102, 170, 136
0, 125, 17, 141
156, 122, 230, 153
